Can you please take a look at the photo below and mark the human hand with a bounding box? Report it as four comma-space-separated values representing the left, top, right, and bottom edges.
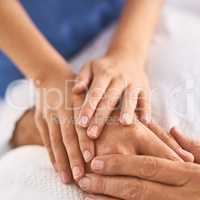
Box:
170, 128, 200, 163
34, 65, 94, 184
73, 93, 185, 163
73, 53, 150, 139
80, 130, 200, 200
82, 153, 200, 200
81, 131, 200, 200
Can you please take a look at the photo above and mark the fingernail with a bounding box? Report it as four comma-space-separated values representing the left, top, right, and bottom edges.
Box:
120, 113, 132, 125
73, 81, 87, 93
87, 125, 98, 138
72, 166, 83, 180
178, 148, 194, 162
60, 171, 70, 184
79, 115, 89, 127
83, 150, 93, 163
173, 127, 182, 135
142, 115, 150, 124
74, 81, 84, 88
91, 159, 104, 171
78, 177, 91, 191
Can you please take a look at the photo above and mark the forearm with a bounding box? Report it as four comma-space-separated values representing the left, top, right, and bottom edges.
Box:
107, 0, 164, 64
0, 0, 72, 82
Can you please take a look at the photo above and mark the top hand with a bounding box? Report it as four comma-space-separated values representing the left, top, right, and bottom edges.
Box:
73, 53, 150, 139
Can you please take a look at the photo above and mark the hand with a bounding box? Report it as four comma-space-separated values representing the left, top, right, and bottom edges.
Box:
81, 154, 200, 200
81, 130, 200, 200
73, 93, 185, 162
73, 54, 150, 139
170, 127, 200, 163
34, 65, 94, 184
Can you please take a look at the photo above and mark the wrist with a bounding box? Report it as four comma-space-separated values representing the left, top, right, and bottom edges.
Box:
106, 47, 146, 70
33, 59, 75, 88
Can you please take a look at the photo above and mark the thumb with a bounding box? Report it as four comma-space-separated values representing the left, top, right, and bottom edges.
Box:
73, 63, 92, 93
170, 127, 199, 163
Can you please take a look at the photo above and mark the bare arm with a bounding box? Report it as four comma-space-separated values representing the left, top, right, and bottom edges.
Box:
107, 0, 164, 63
74, 0, 165, 138
0, 1, 90, 184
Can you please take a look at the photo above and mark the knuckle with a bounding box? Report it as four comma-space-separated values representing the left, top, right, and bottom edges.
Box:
97, 145, 115, 155
101, 68, 112, 78
99, 97, 115, 111
64, 130, 76, 142
57, 156, 68, 168
139, 157, 159, 179
106, 156, 120, 171
95, 177, 106, 193
51, 133, 61, 146
90, 88, 101, 99
123, 179, 146, 200
92, 59, 107, 69
175, 163, 193, 186
79, 136, 91, 148
116, 74, 126, 83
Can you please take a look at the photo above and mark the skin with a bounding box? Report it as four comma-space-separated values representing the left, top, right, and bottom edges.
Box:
74, 0, 165, 140
0, 0, 164, 184
0, 0, 86, 184
11, 101, 194, 173
81, 128, 200, 200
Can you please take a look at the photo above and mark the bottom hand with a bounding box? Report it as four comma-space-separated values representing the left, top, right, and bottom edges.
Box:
81, 129, 200, 200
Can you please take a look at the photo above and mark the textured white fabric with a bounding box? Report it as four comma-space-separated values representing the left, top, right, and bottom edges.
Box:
0, 146, 84, 200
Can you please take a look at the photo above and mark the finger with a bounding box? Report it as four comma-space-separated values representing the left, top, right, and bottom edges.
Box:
91, 155, 194, 186
170, 127, 200, 163
85, 194, 120, 200
46, 112, 72, 184
73, 63, 92, 93
72, 93, 95, 163
58, 110, 85, 181
148, 123, 194, 162
78, 75, 111, 128
138, 90, 151, 124
79, 174, 180, 200
34, 112, 56, 167
120, 85, 139, 125
87, 79, 125, 139
138, 123, 183, 162
35, 96, 57, 169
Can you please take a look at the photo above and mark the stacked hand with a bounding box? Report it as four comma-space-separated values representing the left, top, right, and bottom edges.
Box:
82, 129, 200, 200
73, 54, 150, 140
